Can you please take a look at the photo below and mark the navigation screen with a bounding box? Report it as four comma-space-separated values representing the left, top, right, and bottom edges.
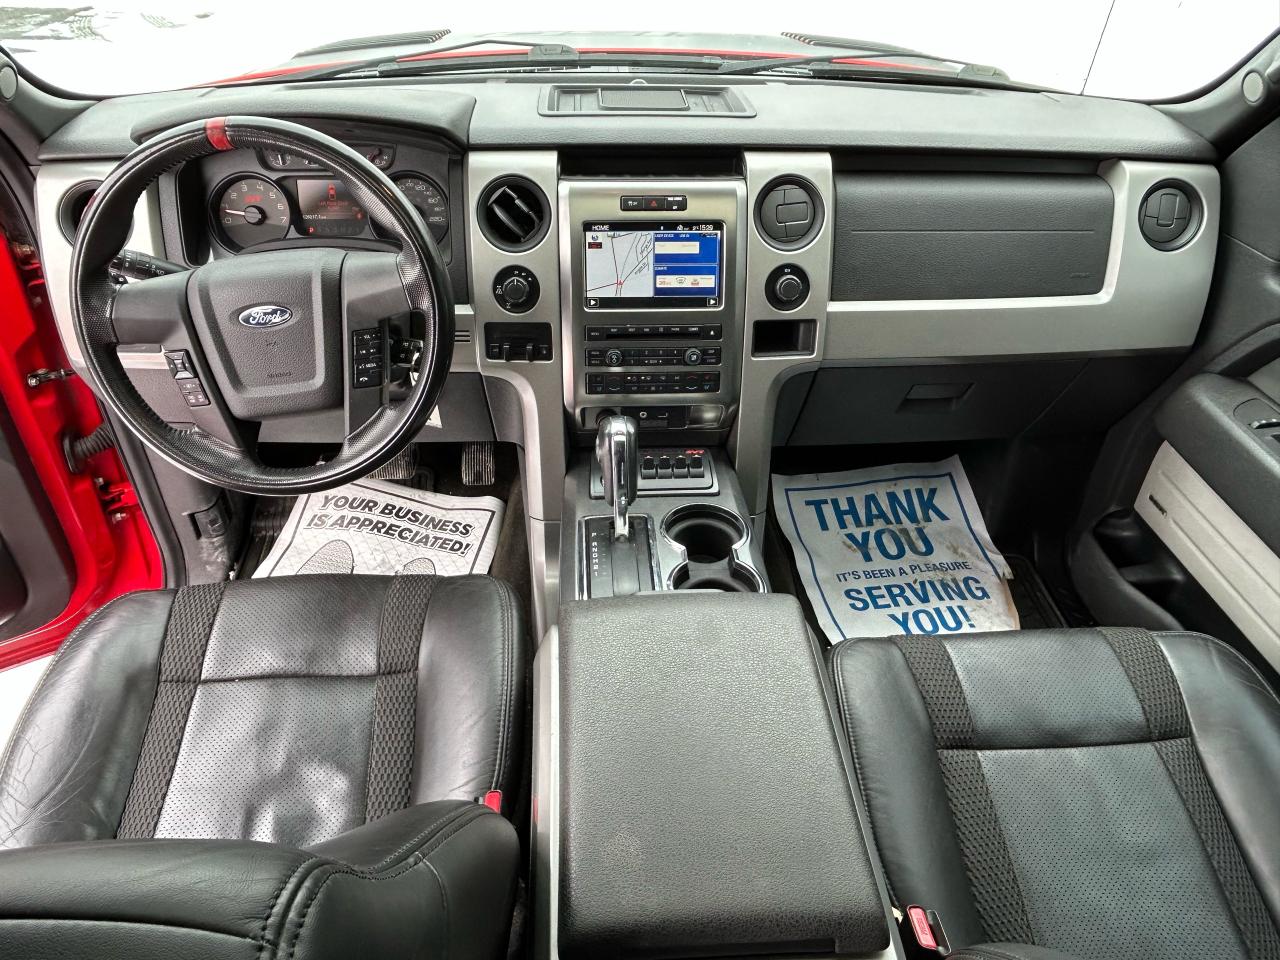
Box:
583, 221, 723, 309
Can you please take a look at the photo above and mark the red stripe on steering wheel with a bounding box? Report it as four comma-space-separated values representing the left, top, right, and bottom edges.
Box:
205, 117, 233, 152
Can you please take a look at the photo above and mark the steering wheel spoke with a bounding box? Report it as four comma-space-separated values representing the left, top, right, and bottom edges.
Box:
109, 269, 192, 346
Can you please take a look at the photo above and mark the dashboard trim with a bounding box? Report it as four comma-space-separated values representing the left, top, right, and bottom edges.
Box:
822, 160, 1221, 360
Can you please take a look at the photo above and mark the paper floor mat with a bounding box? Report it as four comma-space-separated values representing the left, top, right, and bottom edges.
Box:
772, 456, 1018, 642
253, 477, 504, 578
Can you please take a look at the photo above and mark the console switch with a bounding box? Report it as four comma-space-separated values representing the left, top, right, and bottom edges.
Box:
484, 322, 553, 362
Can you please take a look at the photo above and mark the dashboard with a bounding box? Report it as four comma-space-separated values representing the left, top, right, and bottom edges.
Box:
31, 76, 1222, 539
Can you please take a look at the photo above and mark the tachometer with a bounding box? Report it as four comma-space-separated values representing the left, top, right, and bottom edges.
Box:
393, 174, 449, 243
213, 175, 291, 249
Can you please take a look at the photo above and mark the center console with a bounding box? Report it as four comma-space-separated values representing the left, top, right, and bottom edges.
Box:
559, 180, 746, 432
534, 593, 896, 960
557, 178, 763, 600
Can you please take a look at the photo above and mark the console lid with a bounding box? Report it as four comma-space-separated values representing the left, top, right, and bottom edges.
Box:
557, 593, 890, 959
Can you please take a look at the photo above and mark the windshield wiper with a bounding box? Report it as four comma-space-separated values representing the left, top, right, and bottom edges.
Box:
294, 43, 735, 83
715, 50, 1035, 90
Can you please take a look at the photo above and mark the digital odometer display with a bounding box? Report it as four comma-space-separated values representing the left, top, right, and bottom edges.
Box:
583, 221, 723, 310
295, 178, 367, 237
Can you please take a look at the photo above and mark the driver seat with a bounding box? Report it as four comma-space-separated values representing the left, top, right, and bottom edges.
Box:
0, 574, 526, 960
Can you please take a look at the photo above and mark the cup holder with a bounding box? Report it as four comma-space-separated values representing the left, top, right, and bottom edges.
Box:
662, 505, 763, 592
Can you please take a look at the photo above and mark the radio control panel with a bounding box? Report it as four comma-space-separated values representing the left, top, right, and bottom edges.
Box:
561, 179, 745, 428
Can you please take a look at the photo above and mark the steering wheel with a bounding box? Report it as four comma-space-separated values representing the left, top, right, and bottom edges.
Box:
70, 116, 454, 496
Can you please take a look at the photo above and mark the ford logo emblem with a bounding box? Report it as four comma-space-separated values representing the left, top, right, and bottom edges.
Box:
237, 305, 292, 328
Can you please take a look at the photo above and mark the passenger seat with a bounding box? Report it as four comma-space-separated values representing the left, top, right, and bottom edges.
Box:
831, 627, 1280, 960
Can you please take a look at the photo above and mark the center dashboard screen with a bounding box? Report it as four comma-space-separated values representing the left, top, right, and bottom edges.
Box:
294, 178, 368, 237
583, 221, 723, 309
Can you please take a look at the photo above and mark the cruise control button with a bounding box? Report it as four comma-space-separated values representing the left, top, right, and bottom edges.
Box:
164, 350, 195, 380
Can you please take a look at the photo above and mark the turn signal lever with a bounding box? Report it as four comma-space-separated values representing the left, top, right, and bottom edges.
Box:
595, 413, 639, 540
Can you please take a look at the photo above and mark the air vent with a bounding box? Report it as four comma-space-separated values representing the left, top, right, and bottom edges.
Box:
454, 328, 472, 344
756, 176, 823, 249
542, 84, 754, 118
1138, 180, 1201, 251
478, 177, 550, 252
57, 180, 101, 243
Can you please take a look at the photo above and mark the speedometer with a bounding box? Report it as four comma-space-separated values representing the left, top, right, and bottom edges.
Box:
393, 174, 449, 243
213, 175, 291, 249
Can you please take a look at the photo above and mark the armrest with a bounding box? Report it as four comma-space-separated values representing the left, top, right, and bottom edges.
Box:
0, 799, 518, 960
557, 593, 890, 959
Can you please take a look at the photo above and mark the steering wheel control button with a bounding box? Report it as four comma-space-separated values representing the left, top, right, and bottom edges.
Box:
164, 349, 195, 380
766, 263, 811, 310
492, 265, 540, 314
483, 322, 553, 362
177, 379, 210, 407
351, 328, 385, 388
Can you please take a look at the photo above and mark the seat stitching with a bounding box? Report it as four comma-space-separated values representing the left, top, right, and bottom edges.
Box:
257, 854, 322, 960
0, 916, 269, 944
362, 578, 398, 824
196, 669, 416, 684
282, 807, 486, 959
424, 859, 450, 960
371, 804, 482, 872
492, 579, 514, 794
831, 641, 900, 908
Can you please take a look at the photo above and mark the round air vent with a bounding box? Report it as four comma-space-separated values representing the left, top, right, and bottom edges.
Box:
477, 176, 550, 252
1138, 180, 1201, 251
756, 176, 823, 249
57, 180, 102, 243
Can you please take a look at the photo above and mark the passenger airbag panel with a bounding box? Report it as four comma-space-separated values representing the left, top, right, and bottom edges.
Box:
832, 172, 1113, 300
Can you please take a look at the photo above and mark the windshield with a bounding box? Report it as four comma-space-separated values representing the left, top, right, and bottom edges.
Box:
2, 0, 1276, 100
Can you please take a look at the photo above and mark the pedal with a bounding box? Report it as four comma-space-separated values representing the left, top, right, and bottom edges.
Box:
368, 446, 419, 481
462, 441, 496, 487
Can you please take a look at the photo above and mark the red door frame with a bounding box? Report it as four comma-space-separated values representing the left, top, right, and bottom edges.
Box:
0, 230, 162, 668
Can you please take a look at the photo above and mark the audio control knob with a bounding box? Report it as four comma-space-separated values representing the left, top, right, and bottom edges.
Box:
683, 348, 703, 366
604, 349, 624, 367
765, 263, 810, 311
774, 274, 804, 303
492, 265, 539, 314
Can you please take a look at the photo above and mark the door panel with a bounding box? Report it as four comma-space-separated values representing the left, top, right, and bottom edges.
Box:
0, 399, 73, 638
1136, 441, 1280, 670
0, 198, 162, 666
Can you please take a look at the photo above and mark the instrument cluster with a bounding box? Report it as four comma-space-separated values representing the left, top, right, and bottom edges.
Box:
206, 142, 450, 253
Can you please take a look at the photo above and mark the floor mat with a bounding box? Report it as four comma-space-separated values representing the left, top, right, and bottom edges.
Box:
251, 477, 504, 578
1005, 553, 1068, 629
772, 456, 1020, 643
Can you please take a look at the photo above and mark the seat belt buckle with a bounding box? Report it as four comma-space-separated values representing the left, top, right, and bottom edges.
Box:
480, 789, 503, 813
898, 905, 951, 959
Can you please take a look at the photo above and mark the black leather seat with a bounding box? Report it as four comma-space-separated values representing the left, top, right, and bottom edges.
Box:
0, 574, 526, 960
832, 627, 1280, 960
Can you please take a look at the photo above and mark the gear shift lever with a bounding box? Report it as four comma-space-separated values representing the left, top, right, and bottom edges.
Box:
595, 413, 639, 540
